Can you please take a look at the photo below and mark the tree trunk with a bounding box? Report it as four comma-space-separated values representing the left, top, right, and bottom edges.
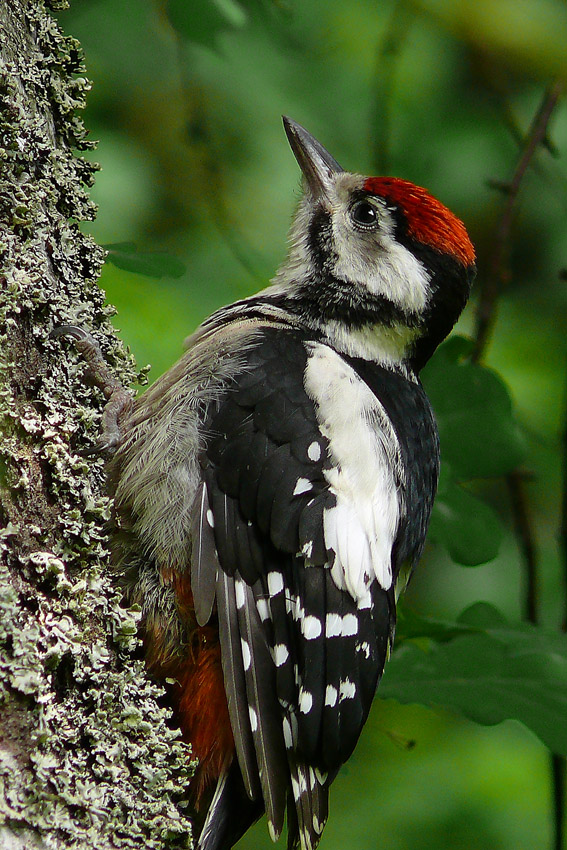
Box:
0, 1, 194, 847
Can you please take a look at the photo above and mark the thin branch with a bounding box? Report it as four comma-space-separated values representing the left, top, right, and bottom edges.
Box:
472, 80, 563, 363
560, 361, 567, 634
506, 470, 538, 624
552, 357, 567, 850
472, 81, 565, 850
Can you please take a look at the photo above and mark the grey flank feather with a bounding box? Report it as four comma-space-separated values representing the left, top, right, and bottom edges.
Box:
191, 482, 220, 626
215, 569, 260, 800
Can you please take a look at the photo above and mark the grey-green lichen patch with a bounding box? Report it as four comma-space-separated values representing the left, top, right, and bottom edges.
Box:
1, 1, 195, 847
0, 555, 195, 848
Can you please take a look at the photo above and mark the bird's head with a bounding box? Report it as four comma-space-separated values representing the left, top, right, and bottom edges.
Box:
273, 117, 476, 371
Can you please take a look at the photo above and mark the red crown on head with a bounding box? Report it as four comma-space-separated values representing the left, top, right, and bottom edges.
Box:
363, 177, 475, 268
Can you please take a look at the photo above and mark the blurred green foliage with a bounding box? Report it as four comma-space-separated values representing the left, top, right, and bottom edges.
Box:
59, 0, 567, 846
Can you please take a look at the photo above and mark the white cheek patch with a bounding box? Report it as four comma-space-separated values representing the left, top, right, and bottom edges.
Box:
332, 211, 431, 315
304, 343, 404, 599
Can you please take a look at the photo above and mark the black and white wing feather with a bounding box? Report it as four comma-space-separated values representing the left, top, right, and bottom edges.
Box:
192, 325, 438, 850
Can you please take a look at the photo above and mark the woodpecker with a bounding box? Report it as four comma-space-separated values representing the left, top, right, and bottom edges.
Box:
73, 119, 475, 850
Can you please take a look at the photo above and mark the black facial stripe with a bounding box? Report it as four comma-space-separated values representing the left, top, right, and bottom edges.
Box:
307, 206, 336, 277
288, 279, 421, 330
303, 204, 422, 330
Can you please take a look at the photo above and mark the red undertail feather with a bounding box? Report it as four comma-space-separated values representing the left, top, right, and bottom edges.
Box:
176, 624, 234, 808
146, 569, 235, 810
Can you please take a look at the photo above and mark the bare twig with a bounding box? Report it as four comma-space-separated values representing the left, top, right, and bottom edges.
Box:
507, 463, 567, 847
472, 80, 563, 363
553, 360, 567, 850
506, 470, 538, 624
472, 80, 565, 849
560, 364, 567, 634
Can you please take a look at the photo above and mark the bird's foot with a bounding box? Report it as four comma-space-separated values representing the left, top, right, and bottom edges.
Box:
52, 325, 134, 454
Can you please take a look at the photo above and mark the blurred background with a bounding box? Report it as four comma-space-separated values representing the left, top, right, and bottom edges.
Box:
58, 0, 567, 847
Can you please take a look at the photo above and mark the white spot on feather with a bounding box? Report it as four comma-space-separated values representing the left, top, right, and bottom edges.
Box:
293, 477, 313, 496
301, 540, 314, 559
241, 639, 251, 670
325, 613, 342, 637
248, 706, 258, 731
341, 613, 358, 636
256, 597, 270, 622
283, 716, 293, 749
356, 641, 371, 659
299, 689, 313, 714
301, 615, 322, 640
326, 612, 358, 637
325, 685, 337, 707
206, 508, 214, 528
339, 679, 356, 701
272, 643, 289, 667
307, 441, 321, 462
234, 580, 245, 610
290, 596, 304, 622
267, 571, 284, 596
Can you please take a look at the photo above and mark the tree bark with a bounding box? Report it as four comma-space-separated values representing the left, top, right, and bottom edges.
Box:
0, 1, 194, 847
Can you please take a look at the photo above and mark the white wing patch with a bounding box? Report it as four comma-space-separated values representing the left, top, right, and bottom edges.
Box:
304, 343, 404, 599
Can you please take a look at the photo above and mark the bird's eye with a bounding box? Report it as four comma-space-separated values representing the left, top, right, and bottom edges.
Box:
350, 200, 378, 229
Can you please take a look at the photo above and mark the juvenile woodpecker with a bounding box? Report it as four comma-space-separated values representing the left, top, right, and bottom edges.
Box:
79, 119, 475, 850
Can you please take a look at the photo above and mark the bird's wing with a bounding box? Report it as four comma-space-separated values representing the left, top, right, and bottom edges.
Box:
192, 326, 397, 849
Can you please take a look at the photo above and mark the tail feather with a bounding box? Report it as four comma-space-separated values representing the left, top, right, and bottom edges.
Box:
198, 760, 264, 850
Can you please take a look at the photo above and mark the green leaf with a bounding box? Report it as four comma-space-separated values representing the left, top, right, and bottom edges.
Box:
397, 601, 513, 643
422, 336, 527, 479
103, 243, 186, 279
429, 465, 503, 565
396, 605, 479, 643
167, 0, 247, 50
381, 604, 567, 757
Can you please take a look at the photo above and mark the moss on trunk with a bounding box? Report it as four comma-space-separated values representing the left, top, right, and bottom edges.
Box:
0, 1, 194, 846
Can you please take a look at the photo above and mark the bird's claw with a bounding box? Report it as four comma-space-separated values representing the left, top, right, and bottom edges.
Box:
52, 324, 134, 455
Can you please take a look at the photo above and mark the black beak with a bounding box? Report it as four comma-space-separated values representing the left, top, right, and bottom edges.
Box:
283, 117, 344, 201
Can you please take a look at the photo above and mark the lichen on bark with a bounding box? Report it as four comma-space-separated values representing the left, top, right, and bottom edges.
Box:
0, 1, 195, 847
